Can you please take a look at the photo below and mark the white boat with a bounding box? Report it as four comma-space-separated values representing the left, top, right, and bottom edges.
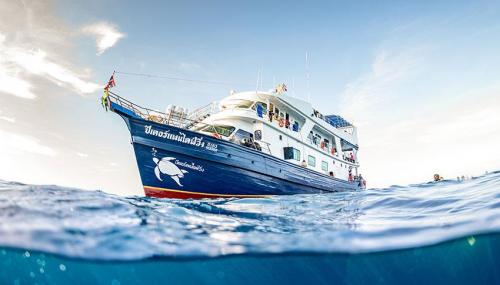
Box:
107, 85, 365, 199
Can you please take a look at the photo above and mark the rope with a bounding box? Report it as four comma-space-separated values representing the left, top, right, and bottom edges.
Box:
115, 71, 251, 86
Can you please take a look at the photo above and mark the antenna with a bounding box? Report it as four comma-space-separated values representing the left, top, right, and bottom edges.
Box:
306, 52, 311, 102
260, 66, 264, 90
255, 68, 260, 92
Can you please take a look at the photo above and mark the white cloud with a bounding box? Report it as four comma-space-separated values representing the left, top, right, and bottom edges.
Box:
0, 67, 36, 99
361, 92, 500, 187
0, 41, 101, 96
76, 152, 89, 158
0, 0, 102, 100
0, 110, 16, 123
82, 22, 125, 55
340, 49, 422, 124
339, 49, 500, 187
0, 116, 16, 123
0, 129, 57, 157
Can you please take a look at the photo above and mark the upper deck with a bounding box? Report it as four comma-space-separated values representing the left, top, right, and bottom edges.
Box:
214, 90, 358, 148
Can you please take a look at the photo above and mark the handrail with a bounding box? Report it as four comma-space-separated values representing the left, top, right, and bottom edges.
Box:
257, 140, 272, 155
187, 101, 218, 120
108, 91, 214, 130
185, 102, 218, 129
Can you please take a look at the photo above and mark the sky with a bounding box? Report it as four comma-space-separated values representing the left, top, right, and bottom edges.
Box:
1, 0, 500, 195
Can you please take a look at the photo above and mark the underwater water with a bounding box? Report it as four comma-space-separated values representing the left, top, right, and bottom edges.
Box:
0, 172, 499, 284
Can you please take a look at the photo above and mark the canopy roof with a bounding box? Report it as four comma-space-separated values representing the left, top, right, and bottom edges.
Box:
324, 115, 353, 128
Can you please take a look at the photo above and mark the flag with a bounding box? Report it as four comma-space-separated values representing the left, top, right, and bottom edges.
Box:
105, 72, 116, 90
275, 83, 287, 94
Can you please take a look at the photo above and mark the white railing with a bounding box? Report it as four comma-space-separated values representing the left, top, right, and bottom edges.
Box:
184, 102, 218, 129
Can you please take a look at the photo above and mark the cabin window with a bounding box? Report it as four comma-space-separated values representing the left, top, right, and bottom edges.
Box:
201, 125, 235, 137
254, 130, 262, 141
233, 129, 253, 141
308, 155, 316, 167
321, 161, 328, 171
223, 99, 254, 109
284, 147, 300, 161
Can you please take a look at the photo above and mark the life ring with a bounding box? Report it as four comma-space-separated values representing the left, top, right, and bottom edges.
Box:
279, 118, 284, 127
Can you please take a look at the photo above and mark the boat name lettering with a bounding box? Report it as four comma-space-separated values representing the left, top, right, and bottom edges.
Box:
174, 160, 205, 172
144, 125, 217, 151
205, 142, 218, 152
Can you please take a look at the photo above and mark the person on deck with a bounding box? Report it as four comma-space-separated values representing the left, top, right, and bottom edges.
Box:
301, 160, 307, 168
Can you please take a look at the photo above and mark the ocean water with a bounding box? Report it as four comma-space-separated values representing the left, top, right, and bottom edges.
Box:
0, 172, 499, 284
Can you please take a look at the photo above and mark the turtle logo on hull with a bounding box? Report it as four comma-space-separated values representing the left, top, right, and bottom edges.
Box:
153, 157, 188, 187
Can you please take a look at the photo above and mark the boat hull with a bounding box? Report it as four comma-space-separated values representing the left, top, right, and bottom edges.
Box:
119, 112, 359, 199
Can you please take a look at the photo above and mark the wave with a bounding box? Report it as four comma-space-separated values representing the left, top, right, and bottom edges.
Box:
0, 171, 499, 261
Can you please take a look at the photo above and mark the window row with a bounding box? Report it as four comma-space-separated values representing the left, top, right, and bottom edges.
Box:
283, 147, 331, 172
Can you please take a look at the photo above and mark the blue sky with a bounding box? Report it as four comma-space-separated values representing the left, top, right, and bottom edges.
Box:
1, 0, 500, 195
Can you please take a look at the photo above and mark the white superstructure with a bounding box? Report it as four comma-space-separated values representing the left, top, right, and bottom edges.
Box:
190, 90, 360, 181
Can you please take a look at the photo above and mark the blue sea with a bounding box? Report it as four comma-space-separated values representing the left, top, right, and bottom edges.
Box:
1, 172, 499, 284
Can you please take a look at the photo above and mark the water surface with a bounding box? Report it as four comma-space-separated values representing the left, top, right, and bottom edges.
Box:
1, 171, 499, 284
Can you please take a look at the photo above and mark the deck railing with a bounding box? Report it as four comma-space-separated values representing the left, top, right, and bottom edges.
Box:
107, 91, 214, 129
185, 102, 218, 129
